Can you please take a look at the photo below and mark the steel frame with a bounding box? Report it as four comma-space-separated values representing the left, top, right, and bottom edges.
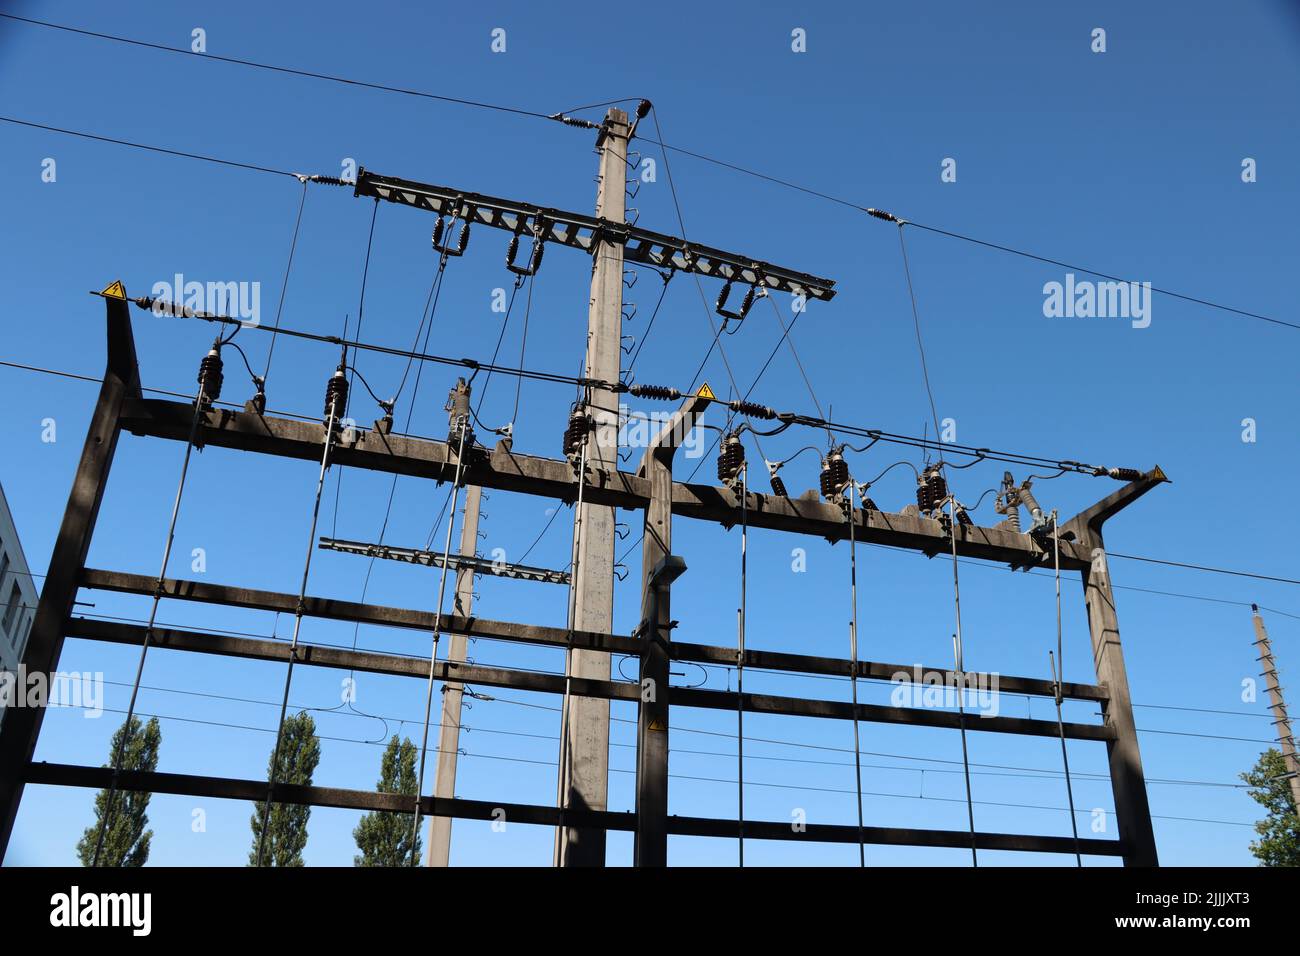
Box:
0, 298, 1164, 865
353, 169, 837, 302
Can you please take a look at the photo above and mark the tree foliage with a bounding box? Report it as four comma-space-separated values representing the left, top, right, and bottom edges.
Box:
1241, 748, 1300, 867
249, 711, 321, 867
76, 716, 162, 867
353, 735, 422, 866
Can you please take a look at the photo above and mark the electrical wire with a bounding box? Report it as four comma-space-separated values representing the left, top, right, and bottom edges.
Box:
254, 367, 346, 867
262, 178, 309, 382
11, 345, 1300, 602
0, 14, 563, 124
408, 418, 472, 864
1048, 514, 1083, 866
846, 483, 867, 866
0, 115, 299, 178
89, 351, 215, 866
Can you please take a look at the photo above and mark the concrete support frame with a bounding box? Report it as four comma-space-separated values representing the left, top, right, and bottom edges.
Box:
0, 294, 140, 854
1062, 472, 1167, 867
0, 296, 1168, 867
634, 395, 708, 866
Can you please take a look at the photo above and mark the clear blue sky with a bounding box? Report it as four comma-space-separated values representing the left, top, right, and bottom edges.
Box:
1, 0, 1298, 866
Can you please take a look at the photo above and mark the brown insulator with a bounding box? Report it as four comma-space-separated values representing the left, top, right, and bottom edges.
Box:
197, 348, 224, 407
563, 408, 590, 458
324, 367, 349, 422
717, 433, 745, 485
820, 449, 849, 501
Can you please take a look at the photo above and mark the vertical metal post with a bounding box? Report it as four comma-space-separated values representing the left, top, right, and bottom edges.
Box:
559, 107, 630, 867
425, 483, 482, 866
0, 293, 140, 859
1251, 605, 1300, 817
1077, 528, 1159, 866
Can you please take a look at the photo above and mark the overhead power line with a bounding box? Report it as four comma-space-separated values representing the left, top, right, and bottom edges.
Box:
2, 11, 1287, 332
8, 353, 1299, 597
0, 116, 300, 178
1107, 551, 1300, 587
0, 13, 564, 125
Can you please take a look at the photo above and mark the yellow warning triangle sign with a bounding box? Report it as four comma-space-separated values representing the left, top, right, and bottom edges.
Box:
100, 279, 127, 300
696, 382, 716, 401
648, 716, 667, 732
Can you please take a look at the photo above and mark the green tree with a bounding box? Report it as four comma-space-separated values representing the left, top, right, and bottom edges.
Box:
1241, 748, 1300, 867
76, 716, 162, 867
353, 735, 422, 866
249, 711, 321, 867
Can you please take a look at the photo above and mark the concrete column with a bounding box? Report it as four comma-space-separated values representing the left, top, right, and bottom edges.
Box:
558, 108, 629, 866
1078, 529, 1159, 867
425, 483, 482, 866
1251, 606, 1300, 817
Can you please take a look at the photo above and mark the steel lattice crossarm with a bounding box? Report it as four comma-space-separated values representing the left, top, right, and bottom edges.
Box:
318, 535, 571, 585
352, 168, 837, 301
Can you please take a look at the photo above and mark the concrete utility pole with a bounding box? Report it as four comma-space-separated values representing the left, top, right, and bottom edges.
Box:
556, 107, 629, 866
1251, 604, 1300, 816
425, 483, 483, 866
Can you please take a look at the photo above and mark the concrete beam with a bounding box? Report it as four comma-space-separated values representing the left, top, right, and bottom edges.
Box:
118, 397, 1097, 568
68, 617, 1110, 740
80, 569, 1108, 703
26, 762, 1124, 857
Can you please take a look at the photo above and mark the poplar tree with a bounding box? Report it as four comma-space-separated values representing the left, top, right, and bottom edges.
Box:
76, 716, 162, 867
1242, 748, 1300, 867
353, 734, 422, 866
249, 711, 321, 867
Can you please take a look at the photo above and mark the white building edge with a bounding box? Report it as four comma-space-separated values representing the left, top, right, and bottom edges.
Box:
0, 481, 38, 723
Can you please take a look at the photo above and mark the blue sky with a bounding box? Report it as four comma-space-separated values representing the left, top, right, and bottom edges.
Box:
1, 0, 1298, 866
